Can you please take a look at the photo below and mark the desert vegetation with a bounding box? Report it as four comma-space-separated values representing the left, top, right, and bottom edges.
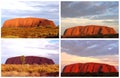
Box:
2, 64, 59, 77
1, 26, 59, 38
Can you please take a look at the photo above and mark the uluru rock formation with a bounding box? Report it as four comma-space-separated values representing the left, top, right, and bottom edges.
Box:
63, 25, 117, 38
2, 17, 56, 28
62, 62, 118, 73
5, 56, 54, 64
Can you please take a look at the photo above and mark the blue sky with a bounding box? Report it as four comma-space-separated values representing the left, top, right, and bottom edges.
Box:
1, 39, 59, 64
61, 1, 119, 35
1, 0, 59, 26
61, 40, 118, 70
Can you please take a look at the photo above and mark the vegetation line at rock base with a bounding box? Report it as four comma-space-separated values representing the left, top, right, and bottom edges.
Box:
62, 34, 118, 38
61, 72, 119, 77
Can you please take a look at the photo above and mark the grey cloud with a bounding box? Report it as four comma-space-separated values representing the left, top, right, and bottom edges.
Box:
1, 1, 59, 25
30, 3, 59, 9
2, 7, 58, 18
25, 43, 59, 51
2, 11, 58, 26
61, 2, 92, 17
18, 1, 59, 12
61, 40, 118, 57
90, 15, 118, 20
1, 39, 59, 64
45, 43, 59, 50
61, 1, 118, 20
48, 54, 59, 64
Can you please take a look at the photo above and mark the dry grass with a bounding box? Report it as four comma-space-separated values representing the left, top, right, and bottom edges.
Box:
1, 26, 59, 38
2, 64, 59, 77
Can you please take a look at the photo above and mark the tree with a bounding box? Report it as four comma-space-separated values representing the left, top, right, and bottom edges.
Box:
20, 55, 25, 64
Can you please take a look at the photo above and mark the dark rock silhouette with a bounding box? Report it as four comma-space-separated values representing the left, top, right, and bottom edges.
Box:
62, 62, 118, 73
3, 17, 56, 28
63, 25, 117, 38
5, 56, 54, 64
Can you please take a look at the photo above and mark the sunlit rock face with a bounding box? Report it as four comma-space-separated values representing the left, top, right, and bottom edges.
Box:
62, 62, 118, 73
3, 17, 56, 28
63, 25, 117, 37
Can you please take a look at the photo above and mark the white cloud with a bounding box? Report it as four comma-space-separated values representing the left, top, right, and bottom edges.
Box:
1, 39, 59, 64
1, 0, 58, 13
1, 0, 59, 25
87, 44, 98, 49
61, 17, 118, 35
1, 0, 57, 9
61, 52, 118, 70
61, 40, 118, 56
1, 0, 34, 10
91, 55, 119, 66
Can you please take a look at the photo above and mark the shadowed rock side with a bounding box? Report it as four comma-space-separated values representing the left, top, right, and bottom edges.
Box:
5, 56, 54, 64
63, 25, 117, 38
62, 63, 117, 73
3, 17, 56, 28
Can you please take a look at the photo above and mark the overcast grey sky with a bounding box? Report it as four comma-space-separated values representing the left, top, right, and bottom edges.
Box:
61, 40, 118, 70
61, 1, 119, 35
1, 39, 59, 64
1, 0, 59, 26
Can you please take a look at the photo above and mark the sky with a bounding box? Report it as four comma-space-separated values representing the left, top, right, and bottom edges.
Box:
1, 39, 59, 64
61, 1, 119, 35
1, 0, 59, 26
61, 40, 119, 70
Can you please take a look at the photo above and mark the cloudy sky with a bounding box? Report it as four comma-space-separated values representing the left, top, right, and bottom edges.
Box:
61, 40, 118, 70
1, 39, 59, 64
61, 1, 119, 35
1, 0, 59, 26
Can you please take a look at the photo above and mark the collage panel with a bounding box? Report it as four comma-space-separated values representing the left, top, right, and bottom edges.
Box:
61, 1, 119, 38
1, 39, 59, 77
1, 1, 59, 38
0, 0, 120, 78
61, 40, 119, 77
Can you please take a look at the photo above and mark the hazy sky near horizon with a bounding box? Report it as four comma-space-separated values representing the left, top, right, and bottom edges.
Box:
1, 0, 59, 26
1, 39, 59, 64
61, 40, 118, 70
61, 1, 119, 35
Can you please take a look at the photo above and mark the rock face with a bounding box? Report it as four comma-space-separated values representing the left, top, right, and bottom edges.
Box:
63, 25, 117, 37
5, 56, 54, 64
3, 17, 56, 28
63, 63, 118, 73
